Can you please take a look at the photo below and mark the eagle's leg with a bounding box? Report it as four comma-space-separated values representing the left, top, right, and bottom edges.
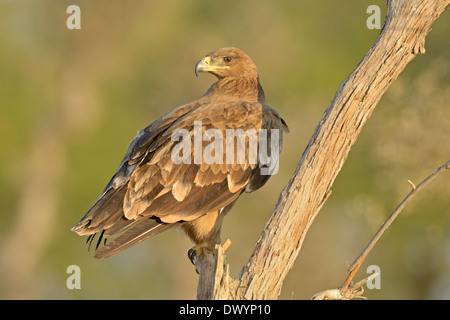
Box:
181, 209, 224, 265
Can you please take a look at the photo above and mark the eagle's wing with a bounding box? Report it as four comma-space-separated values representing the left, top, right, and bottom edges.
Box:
72, 100, 287, 258
72, 101, 199, 235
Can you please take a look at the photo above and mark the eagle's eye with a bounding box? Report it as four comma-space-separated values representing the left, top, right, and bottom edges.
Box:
223, 56, 232, 63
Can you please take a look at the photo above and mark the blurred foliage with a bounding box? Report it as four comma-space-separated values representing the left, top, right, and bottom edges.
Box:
0, 1, 449, 300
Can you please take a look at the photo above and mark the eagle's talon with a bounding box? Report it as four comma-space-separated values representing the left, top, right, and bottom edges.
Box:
187, 247, 197, 265
188, 246, 215, 266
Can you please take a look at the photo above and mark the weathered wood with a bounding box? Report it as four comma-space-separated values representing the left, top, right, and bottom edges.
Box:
194, 0, 450, 300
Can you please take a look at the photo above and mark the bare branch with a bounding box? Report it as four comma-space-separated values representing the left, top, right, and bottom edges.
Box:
341, 160, 450, 289
313, 160, 450, 299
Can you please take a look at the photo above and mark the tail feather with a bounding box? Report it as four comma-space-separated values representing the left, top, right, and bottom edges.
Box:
93, 218, 176, 258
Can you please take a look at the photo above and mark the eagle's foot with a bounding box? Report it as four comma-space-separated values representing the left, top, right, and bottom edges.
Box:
187, 246, 214, 266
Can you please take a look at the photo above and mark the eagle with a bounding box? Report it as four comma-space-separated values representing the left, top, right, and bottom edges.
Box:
72, 47, 289, 260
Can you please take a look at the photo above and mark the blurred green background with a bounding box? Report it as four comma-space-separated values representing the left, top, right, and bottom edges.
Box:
0, 0, 449, 300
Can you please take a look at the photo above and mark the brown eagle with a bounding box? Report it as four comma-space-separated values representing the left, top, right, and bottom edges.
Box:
72, 47, 288, 259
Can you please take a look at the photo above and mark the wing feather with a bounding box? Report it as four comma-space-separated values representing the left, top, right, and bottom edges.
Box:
171, 165, 197, 201
73, 98, 288, 258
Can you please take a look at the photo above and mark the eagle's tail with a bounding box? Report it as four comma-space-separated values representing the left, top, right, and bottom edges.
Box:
93, 218, 175, 258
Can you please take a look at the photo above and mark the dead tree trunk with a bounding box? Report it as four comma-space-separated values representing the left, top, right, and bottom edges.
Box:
192, 0, 450, 300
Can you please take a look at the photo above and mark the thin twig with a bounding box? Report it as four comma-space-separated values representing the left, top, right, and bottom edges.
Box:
342, 160, 450, 288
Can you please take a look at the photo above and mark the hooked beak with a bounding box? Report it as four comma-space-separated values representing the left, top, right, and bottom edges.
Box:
195, 56, 230, 77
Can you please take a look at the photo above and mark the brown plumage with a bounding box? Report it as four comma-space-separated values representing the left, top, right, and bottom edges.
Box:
72, 47, 289, 258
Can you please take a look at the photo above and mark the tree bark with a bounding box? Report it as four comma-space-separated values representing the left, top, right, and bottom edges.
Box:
192, 0, 450, 300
